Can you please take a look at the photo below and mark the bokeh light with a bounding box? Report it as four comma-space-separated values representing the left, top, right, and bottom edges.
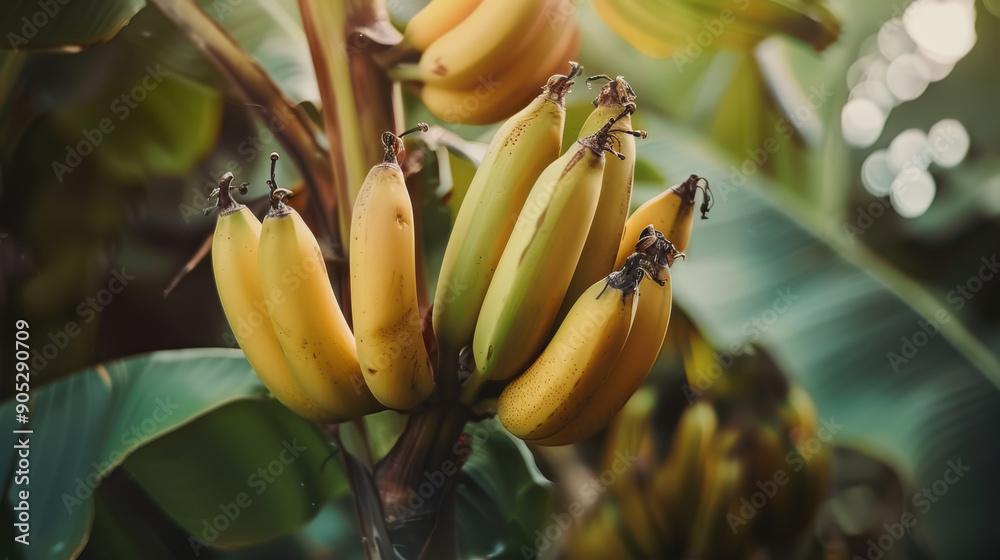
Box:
890, 167, 937, 218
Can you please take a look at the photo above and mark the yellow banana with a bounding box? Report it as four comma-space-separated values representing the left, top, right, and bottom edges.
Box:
420, 19, 580, 125
401, 0, 484, 52
615, 174, 711, 268
559, 76, 640, 312
210, 174, 325, 422
258, 154, 382, 422
473, 118, 629, 382
432, 65, 580, 354
593, 0, 676, 58
350, 128, 435, 410
497, 266, 641, 440
651, 400, 717, 536
531, 228, 682, 446
418, 0, 566, 89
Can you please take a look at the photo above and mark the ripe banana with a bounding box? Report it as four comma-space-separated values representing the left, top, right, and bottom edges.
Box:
594, 0, 839, 59
497, 263, 643, 441
401, 0, 484, 52
531, 228, 682, 446
417, 0, 563, 89
210, 174, 325, 422
473, 116, 631, 381
559, 76, 640, 312
350, 128, 435, 410
420, 18, 580, 125
432, 65, 580, 354
258, 154, 381, 422
615, 174, 711, 268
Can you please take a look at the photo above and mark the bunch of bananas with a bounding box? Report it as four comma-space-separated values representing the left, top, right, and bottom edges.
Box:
400, 0, 581, 124
594, 0, 841, 58
564, 344, 832, 559
210, 67, 712, 443
210, 126, 438, 418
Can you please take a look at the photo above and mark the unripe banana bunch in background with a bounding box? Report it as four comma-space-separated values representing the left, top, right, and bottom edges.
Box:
210, 156, 383, 423
401, 0, 581, 124
564, 346, 832, 559
594, 0, 841, 59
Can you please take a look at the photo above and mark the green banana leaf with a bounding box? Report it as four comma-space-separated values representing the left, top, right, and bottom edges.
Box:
0, 348, 345, 560
458, 419, 555, 560
121, 0, 320, 104
124, 399, 349, 551
0, 1, 144, 51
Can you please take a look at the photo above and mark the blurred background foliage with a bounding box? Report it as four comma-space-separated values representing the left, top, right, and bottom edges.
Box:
1, 0, 999, 558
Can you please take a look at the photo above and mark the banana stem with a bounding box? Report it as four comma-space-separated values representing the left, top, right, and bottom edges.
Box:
457, 374, 486, 408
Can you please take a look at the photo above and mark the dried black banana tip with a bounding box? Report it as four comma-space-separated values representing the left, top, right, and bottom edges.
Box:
205, 172, 248, 215
383, 124, 428, 164
266, 153, 292, 211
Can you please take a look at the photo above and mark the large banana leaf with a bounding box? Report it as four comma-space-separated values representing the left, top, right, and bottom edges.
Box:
0, 348, 345, 560
121, 0, 320, 104
0, 1, 144, 51
639, 114, 1000, 558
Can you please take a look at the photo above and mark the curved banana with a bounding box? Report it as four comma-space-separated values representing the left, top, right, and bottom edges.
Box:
258, 155, 382, 422
350, 129, 435, 410
687, 431, 751, 559
473, 118, 626, 381
210, 174, 324, 422
559, 76, 640, 312
401, 0, 484, 52
497, 263, 643, 440
420, 19, 580, 125
615, 174, 711, 268
651, 400, 718, 536
599, 387, 657, 472
432, 65, 580, 356
531, 228, 682, 446
417, 0, 564, 89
